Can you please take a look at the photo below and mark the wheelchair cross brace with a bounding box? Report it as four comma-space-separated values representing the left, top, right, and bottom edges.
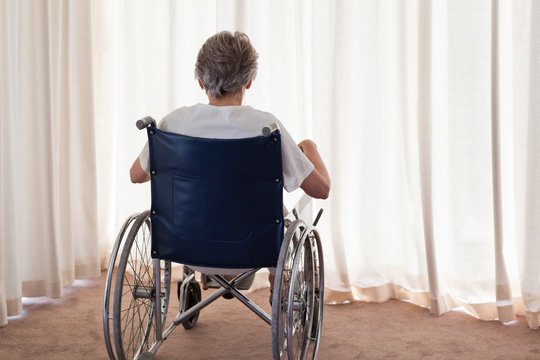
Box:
144, 265, 271, 358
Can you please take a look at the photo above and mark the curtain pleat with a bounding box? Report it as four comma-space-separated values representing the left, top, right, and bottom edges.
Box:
0, 0, 20, 328
490, 0, 515, 324
515, 0, 540, 328
416, 0, 441, 316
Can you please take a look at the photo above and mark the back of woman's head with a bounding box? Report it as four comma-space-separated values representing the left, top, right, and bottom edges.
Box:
195, 31, 258, 99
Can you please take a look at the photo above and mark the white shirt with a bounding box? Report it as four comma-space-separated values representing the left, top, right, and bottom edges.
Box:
139, 104, 314, 193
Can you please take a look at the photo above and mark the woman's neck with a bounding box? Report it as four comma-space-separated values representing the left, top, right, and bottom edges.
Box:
208, 93, 244, 106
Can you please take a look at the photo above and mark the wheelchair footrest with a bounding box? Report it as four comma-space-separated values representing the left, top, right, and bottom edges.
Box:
201, 273, 255, 291
140, 352, 154, 360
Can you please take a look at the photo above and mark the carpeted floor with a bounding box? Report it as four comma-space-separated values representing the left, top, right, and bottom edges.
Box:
1, 271, 540, 359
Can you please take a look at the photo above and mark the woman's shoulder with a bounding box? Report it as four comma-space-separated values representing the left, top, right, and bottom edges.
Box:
163, 105, 199, 119
236, 105, 282, 124
159, 105, 201, 127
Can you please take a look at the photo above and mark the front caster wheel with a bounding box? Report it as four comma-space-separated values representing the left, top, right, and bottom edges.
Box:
178, 280, 202, 330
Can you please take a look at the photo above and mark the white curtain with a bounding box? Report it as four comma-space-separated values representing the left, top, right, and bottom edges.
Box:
2, 0, 540, 329
0, 0, 100, 327
315, 0, 540, 326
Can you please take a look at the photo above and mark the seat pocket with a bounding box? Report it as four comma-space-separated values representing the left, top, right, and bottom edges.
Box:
172, 172, 257, 244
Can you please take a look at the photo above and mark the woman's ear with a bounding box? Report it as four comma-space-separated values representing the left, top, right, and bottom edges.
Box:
246, 80, 252, 89
198, 79, 204, 89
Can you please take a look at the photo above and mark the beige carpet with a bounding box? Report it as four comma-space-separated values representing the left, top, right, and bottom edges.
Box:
1, 271, 540, 359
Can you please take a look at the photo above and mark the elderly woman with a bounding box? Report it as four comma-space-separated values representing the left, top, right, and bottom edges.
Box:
130, 31, 330, 293
130, 31, 330, 200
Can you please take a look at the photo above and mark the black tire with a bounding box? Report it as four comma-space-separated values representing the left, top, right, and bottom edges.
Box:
103, 214, 138, 360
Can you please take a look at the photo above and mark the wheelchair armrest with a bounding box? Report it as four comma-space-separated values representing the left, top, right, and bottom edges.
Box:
136, 116, 157, 130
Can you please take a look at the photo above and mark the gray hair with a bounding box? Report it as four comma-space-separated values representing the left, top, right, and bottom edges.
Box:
195, 31, 258, 99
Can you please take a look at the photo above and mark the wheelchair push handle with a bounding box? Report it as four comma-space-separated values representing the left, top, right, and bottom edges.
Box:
136, 116, 157, 130
262, 123, 279, 136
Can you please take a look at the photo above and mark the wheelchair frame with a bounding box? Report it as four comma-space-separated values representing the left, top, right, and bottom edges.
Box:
103, 117, 325, 360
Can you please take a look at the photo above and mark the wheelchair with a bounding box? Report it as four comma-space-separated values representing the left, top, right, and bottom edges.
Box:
103, 117, 325, 360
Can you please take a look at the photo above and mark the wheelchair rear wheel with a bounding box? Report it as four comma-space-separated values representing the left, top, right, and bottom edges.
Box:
271, 220, 324, 360
112, 210, 171, 360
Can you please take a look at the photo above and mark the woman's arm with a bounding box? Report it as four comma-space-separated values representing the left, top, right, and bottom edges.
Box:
130, 158, 150, 183
298, 140, 331, 199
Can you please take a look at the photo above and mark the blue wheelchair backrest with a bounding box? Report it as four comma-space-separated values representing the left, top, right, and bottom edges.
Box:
147, 126, 284, 268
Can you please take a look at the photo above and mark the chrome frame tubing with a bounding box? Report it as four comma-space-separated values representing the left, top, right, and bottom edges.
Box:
153, 259, 163, 342
141, 259, 166, 359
